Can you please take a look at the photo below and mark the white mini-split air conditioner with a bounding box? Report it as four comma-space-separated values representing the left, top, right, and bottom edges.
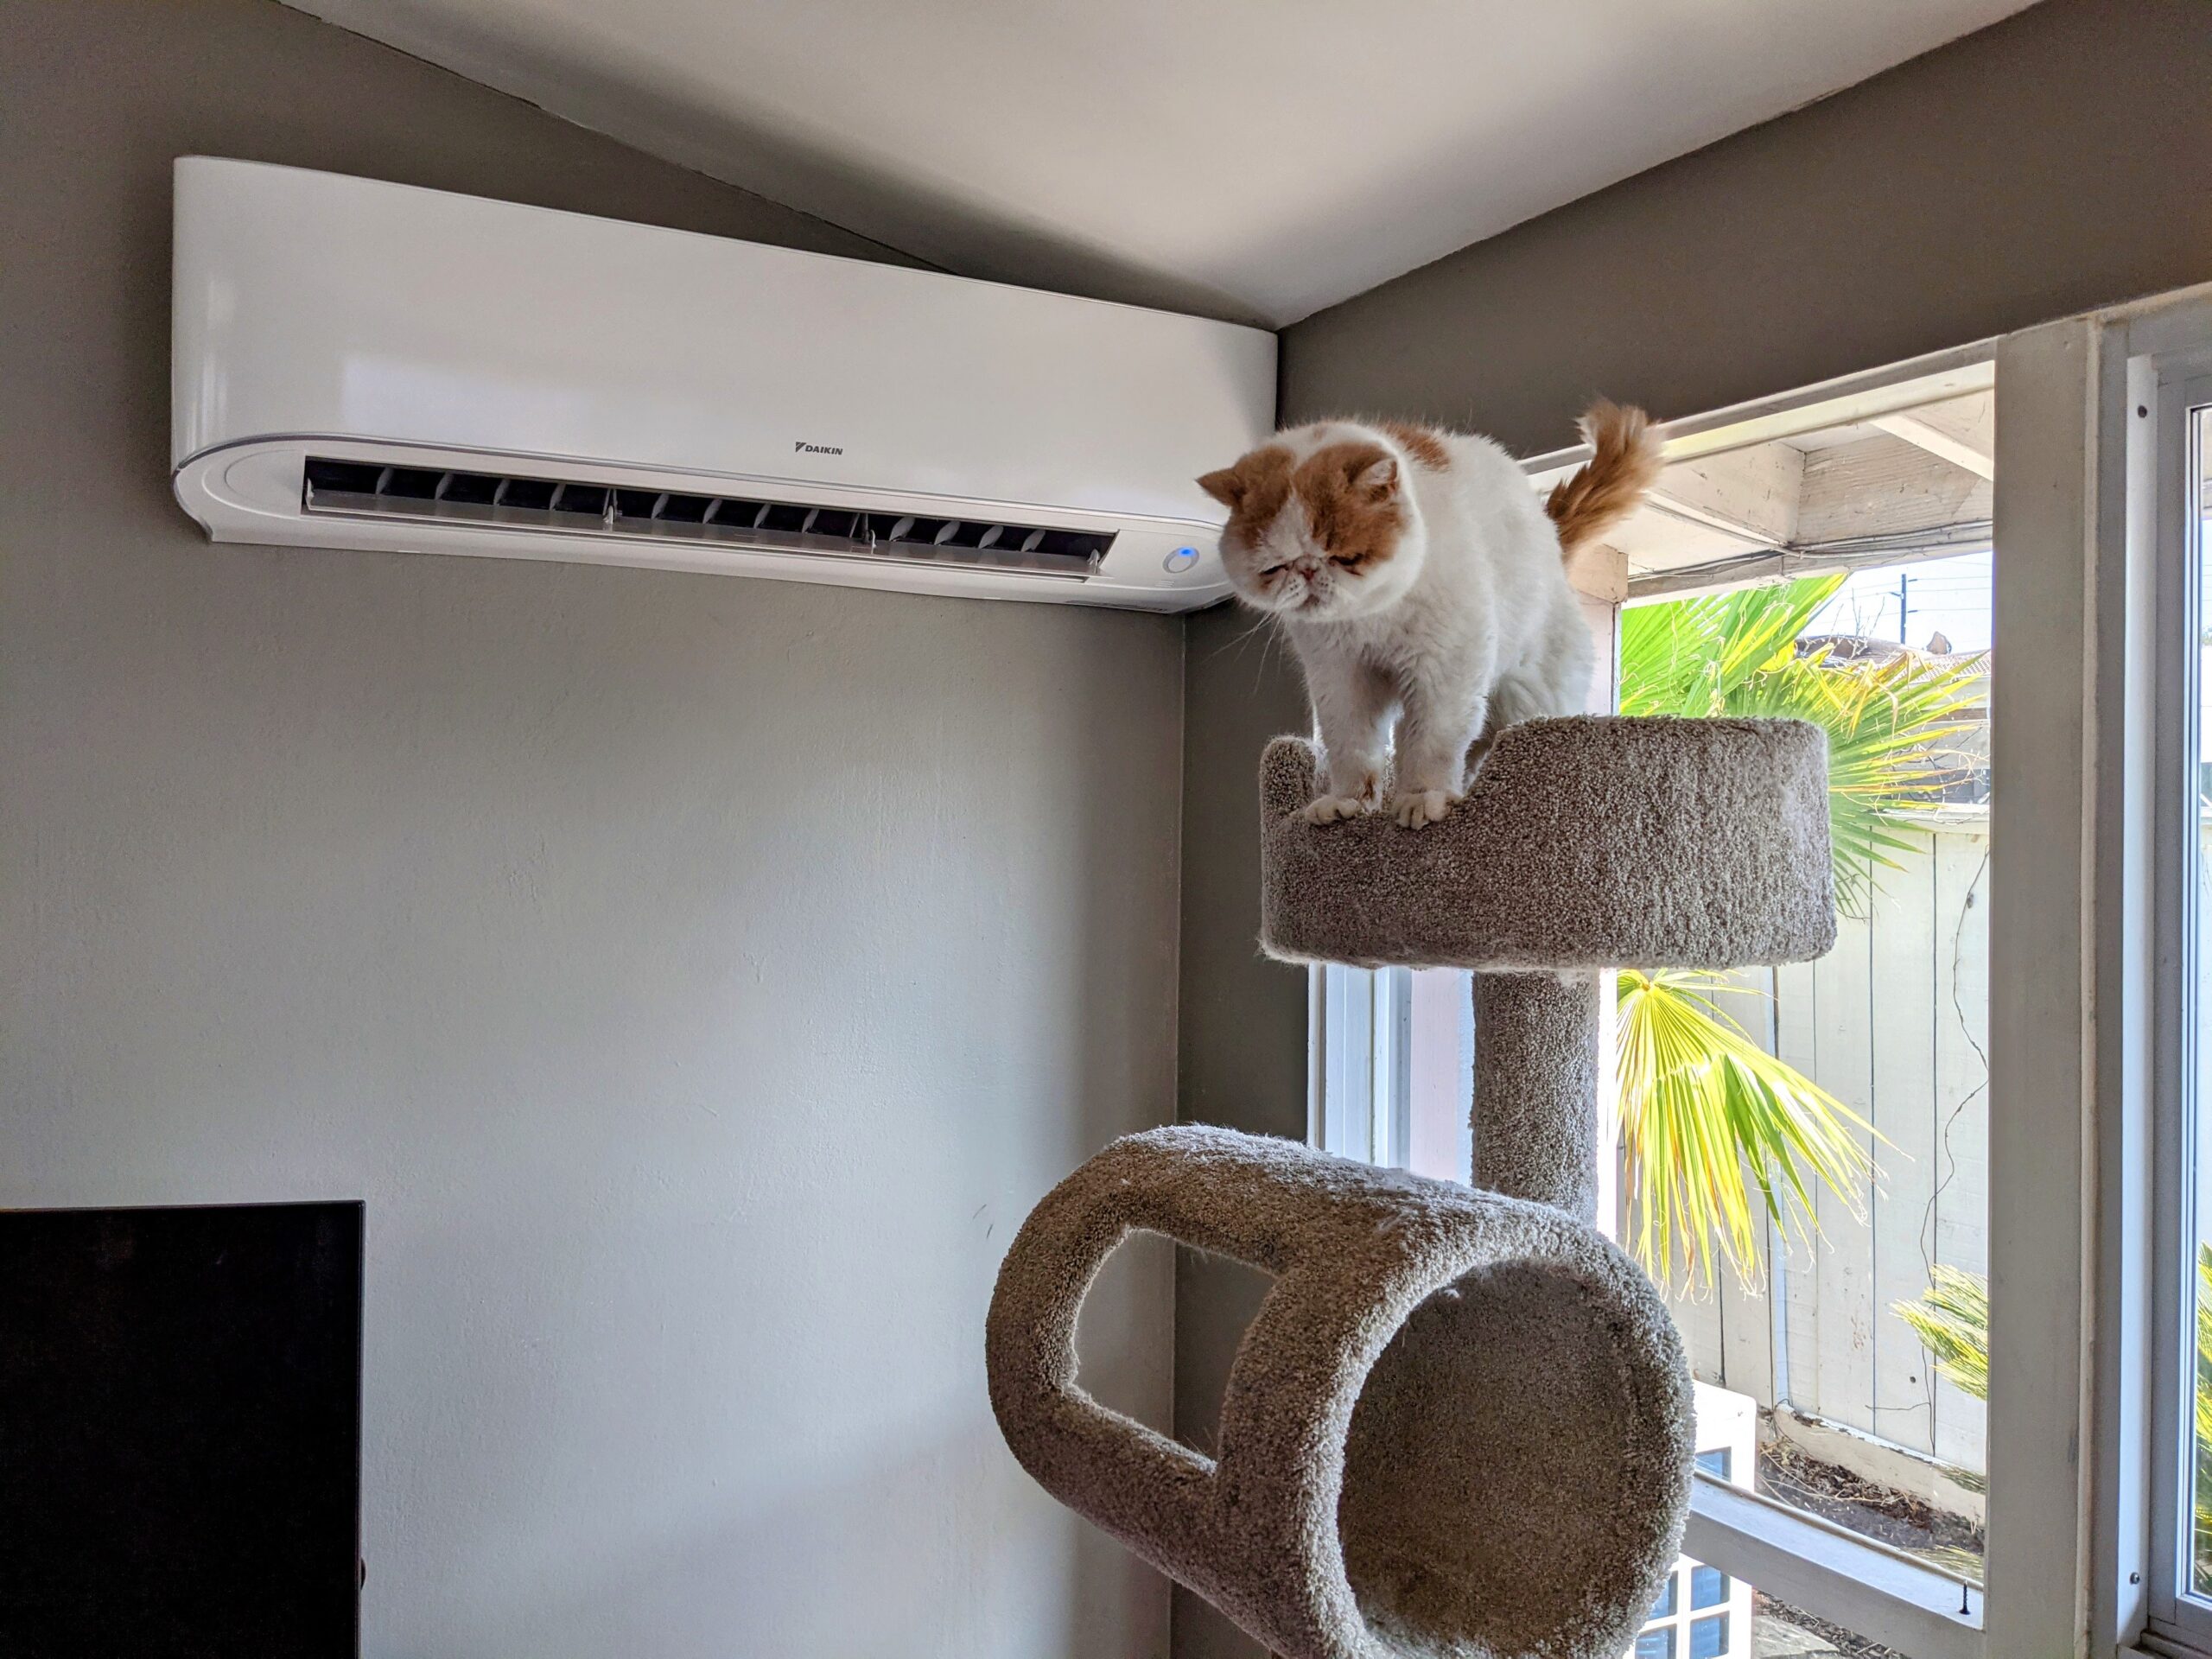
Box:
171, 158, 1276, 611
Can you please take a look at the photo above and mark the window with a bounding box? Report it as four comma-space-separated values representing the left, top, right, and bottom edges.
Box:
1315, 360, 1998, 1656
1638, 543, 1993, 1590
1630, 1389, 1756, 1658
1307, 299, 2212, 1657
2149, 343, 2212, 1655
1307, 963, 1468, 1178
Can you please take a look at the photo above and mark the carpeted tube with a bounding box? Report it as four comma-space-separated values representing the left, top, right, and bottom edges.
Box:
985, 1126, 1694, 1659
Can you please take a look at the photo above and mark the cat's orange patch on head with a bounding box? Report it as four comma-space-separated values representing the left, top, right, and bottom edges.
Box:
1377, 420, 1450, 471
1294, 441, 1404, 571
1197, 445, 1295, 543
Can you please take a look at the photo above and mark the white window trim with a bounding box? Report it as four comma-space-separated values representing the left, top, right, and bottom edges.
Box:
1686, 1471, 1980, 1659
2133, 345, 2196, 1651
2123, 313, 2212, 1659
1802, 288, 2212, 1659
1306, 963, 1412, 1167
1981, 310, 2104, 1659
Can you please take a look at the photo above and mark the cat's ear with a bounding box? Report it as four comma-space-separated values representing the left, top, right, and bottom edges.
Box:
1197, 467, 1245, 509
1351, 453, 1399, 501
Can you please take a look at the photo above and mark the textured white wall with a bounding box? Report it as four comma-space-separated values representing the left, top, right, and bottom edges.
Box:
0, 4, 1181, 1656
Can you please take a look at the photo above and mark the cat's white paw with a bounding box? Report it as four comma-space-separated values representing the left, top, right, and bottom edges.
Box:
1300, 792, 1376, 824
1393, 789, 1458, 829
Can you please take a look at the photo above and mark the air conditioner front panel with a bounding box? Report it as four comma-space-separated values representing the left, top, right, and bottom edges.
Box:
175, 437, 1227, 611
173, 159, 1274, 547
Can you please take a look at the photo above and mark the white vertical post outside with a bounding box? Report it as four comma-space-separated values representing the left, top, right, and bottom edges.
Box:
1307, 964, 1326, 1150
1367, 968, 1391, 1165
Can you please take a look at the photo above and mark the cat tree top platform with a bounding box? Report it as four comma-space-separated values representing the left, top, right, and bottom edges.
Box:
1259, 716, 1835, 973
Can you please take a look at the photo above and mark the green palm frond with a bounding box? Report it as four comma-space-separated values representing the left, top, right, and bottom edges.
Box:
1614, 576, 1983, 1292
1616, 968, 1879, 1290
1618, 575, 1843, 716
1721, 652, 1984, 916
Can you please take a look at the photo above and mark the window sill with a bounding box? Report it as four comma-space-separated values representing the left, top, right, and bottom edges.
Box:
1684, 1471, 1983, 1659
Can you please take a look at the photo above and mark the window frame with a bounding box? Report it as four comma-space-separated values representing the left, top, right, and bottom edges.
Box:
2140, 346, 2212, 1656
2078, 286, 2212, 1659
1306, 962, 1413, 1166
1305, 284, 2212, 1659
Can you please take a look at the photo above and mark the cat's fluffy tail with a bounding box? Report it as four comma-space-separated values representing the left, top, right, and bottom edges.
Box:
1543, 399, 1663, 556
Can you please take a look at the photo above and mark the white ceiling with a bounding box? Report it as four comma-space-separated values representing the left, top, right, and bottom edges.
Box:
291, 0, 2036, 327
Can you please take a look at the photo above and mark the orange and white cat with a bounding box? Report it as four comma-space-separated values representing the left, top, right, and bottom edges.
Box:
1198, 400, 1661, 827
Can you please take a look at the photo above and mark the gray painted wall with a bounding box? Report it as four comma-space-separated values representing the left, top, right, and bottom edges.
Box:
1282, 0, 2212, 454
1169, 605, 1308, 1656
2, 3, 1180, 1656
1175, 2, 2212, 1652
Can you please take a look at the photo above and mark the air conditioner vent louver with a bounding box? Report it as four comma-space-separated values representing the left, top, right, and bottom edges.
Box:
300, 458, 1112, 580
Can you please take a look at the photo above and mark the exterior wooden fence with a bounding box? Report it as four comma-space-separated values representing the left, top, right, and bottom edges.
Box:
1655, 813, 1992, 1478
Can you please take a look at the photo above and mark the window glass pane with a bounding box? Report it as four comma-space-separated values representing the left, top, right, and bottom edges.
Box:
1649, 1571, 1679, 1620
1633, 518, 1993, 1581
1690, 1565, 1729, 1610
2185, 400, 2211, 1596
1628, 1560, 1912, 1658
1315, 397, 1999, 1610
1314, 963, 1470, 1179
1407, 966, 1473, 1179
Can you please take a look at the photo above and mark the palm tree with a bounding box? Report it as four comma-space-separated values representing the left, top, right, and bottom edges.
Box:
1616, 575, 1984, 1289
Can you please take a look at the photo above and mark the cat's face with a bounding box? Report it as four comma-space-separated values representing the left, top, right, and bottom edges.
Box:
1198, 436, 1423, 620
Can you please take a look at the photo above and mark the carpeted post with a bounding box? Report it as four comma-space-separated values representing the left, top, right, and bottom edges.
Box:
1472, 969, 1599, 1223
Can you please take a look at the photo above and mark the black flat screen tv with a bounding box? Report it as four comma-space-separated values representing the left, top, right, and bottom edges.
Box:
0, 1201, 364, 1656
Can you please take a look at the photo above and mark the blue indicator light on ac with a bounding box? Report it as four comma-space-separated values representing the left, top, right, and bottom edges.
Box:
1165, 546, 1200, 574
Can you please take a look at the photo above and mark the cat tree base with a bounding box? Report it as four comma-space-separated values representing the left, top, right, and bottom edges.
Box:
986, 1125, 1695, 1659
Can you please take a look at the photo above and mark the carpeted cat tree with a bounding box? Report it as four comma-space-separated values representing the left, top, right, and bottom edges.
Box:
987, 715, 1835, 1659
